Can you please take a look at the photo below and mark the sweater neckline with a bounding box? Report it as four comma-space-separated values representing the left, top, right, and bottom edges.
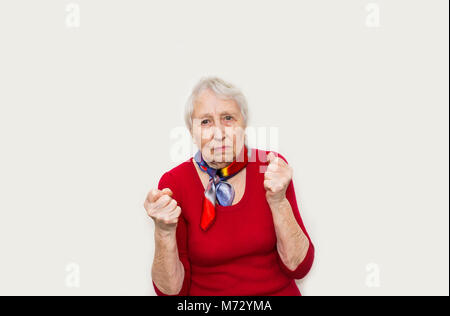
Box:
190, 148, 254, 211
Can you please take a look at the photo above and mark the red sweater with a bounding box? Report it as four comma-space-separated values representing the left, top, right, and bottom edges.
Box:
152, 148, 315, 296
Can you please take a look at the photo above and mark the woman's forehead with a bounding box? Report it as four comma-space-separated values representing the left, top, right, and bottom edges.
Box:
193, 92, 240, 117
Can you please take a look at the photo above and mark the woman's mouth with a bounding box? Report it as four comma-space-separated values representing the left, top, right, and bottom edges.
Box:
213, 146, 230, 152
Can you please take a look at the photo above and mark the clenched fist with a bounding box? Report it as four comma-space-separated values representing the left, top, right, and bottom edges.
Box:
144, 188, 181, 233
264, 152, 293, 205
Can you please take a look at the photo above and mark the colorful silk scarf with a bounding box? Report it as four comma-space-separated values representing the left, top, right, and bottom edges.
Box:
194, 146, 250, 231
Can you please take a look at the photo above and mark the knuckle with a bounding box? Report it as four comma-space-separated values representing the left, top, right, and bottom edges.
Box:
158, 195, 169, 205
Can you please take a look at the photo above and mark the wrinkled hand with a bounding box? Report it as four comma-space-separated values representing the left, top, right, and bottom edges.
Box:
264, 152, 293, 205
144, 188, 181, 234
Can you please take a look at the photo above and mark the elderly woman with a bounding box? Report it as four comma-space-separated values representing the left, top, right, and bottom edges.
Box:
144, 77, 315, 296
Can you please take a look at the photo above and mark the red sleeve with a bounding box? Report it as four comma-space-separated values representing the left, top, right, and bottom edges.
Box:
152, 171, 191, 296
273, 153, 315, 280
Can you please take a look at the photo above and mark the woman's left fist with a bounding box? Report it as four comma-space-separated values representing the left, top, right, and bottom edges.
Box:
264, 152, 293, 205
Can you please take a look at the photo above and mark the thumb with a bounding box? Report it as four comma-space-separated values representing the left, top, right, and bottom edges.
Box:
161, 188, 173, 197
150, 188, 173, 202
267, 152, 276, 163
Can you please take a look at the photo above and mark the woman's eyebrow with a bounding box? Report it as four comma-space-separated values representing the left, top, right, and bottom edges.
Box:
196, 111, 236, 118
219, 111, 236, 116
196, 113, 213, 118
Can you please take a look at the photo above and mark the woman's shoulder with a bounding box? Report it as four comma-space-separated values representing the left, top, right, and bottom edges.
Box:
159, 158, 193, 184
157, 158, 194, 203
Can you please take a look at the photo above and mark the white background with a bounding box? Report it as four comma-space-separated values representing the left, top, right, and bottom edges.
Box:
0, 0, 448, 296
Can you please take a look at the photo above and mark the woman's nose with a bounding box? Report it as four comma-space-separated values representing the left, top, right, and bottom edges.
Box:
213, 125, 226, 141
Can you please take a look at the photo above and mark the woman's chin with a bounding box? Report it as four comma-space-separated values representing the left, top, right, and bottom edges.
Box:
212, 151, 234, 163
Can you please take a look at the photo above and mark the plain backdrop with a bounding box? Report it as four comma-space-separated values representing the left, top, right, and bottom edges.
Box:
0, 0, 448, 296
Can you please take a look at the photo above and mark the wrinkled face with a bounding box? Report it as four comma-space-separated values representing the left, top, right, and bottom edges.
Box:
191, 89, 246, 165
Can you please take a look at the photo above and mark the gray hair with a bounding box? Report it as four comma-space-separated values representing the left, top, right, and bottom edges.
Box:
184, 76, 249, 132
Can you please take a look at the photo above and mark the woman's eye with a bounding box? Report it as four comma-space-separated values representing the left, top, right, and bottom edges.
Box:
224, 116, 233, 121
201, 119, 210, 125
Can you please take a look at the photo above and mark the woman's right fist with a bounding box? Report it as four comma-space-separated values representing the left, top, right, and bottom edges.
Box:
144, 188, 181, 233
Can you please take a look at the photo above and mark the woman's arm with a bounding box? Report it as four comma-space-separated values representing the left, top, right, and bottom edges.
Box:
146, 171, 191, 296
268, 198, 310, 270
152, 228, 185, 295
144, 187, 184, 295
264, 152, 315, 278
